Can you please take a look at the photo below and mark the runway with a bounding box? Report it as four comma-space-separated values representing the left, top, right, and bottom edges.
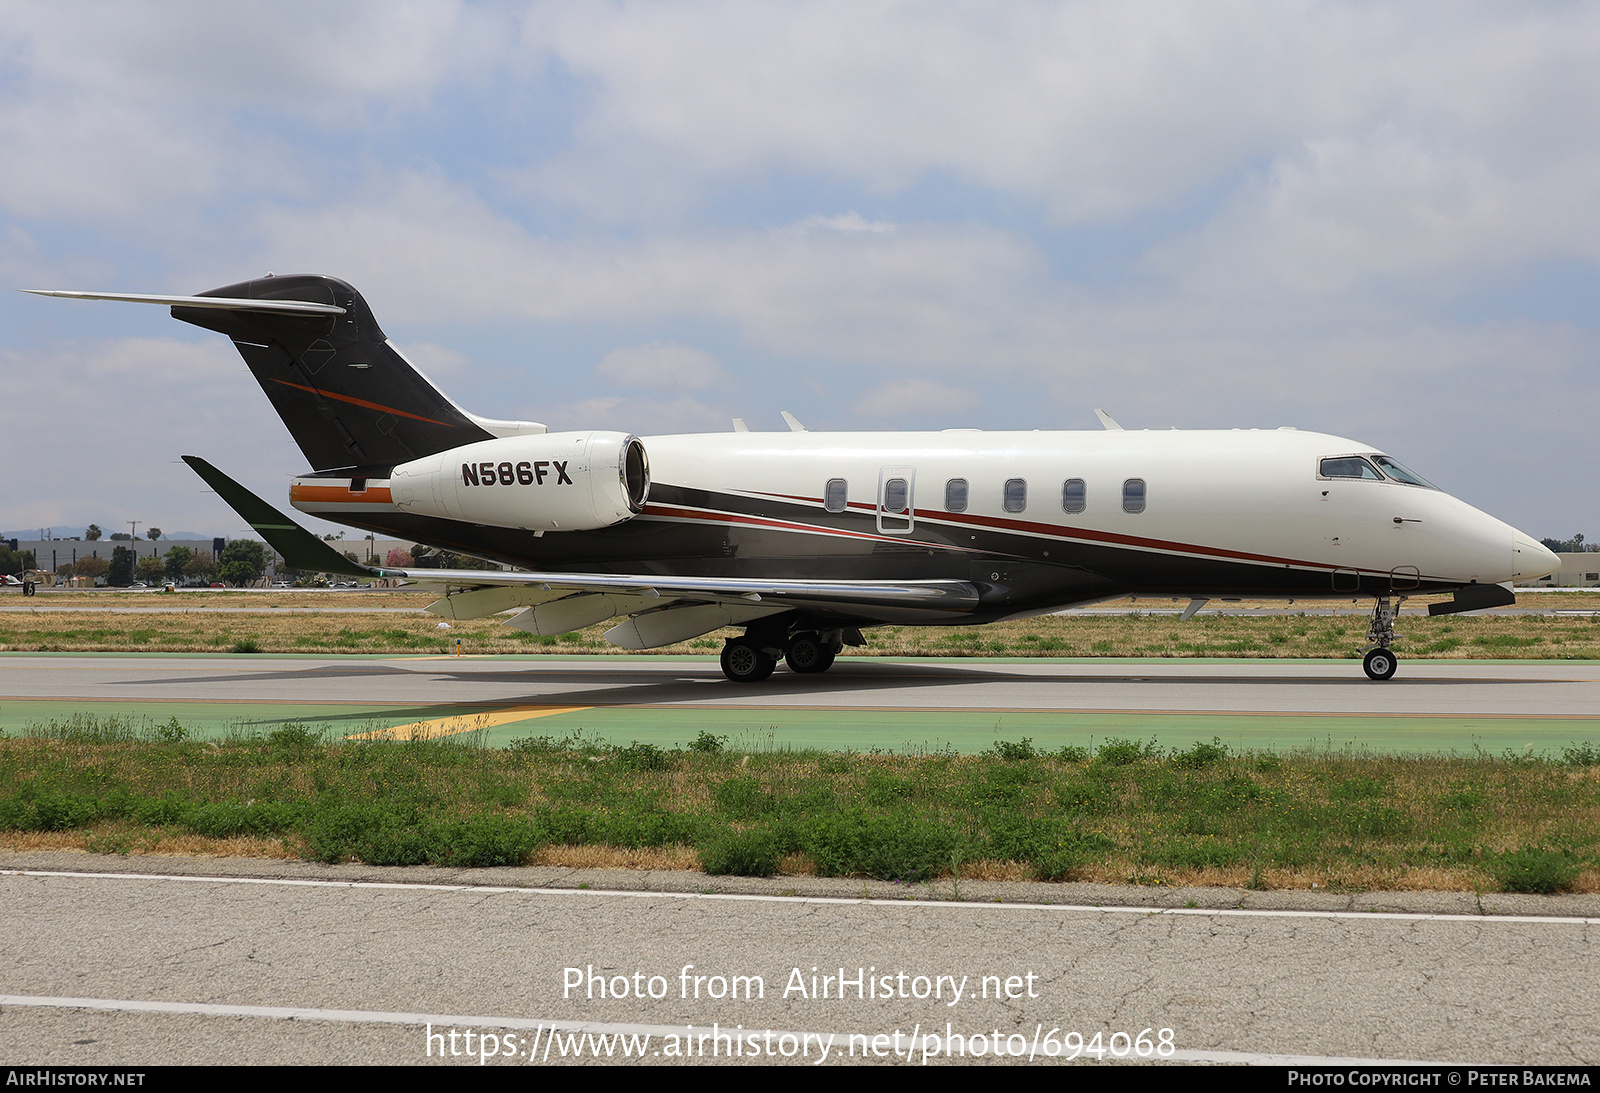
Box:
2, 652, 1597, 753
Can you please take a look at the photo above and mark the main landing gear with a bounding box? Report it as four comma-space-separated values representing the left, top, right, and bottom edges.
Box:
719, 628, 847, 683
1362, 596, 1403, 681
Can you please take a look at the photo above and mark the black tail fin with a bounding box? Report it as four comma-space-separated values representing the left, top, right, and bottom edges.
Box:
173, 275, 494, 473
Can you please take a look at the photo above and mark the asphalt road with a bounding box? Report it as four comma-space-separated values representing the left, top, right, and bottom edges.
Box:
2, 861, 1596, 1066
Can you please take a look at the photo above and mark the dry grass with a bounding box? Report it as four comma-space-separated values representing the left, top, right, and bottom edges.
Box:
530, 844, 700, 871
0, 827, 299, 860
5, 597, 1600, 658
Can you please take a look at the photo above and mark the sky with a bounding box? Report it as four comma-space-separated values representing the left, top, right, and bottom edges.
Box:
2, 2, 1597, 543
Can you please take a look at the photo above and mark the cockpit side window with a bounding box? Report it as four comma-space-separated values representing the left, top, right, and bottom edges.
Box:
1372, 455, 1439, 490
1319, 456, 1383, 481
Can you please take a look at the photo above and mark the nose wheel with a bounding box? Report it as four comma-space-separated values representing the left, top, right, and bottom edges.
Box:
1362, 647, 1398, 681
1362, 596, 1404, 680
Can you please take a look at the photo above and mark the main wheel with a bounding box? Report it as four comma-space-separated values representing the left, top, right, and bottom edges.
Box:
721, 640, 776, 683
1363, 648, 1398, 681
784, 633, 837, 674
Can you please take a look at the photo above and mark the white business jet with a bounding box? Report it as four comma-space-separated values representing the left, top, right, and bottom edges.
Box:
26, 276, 1559, 681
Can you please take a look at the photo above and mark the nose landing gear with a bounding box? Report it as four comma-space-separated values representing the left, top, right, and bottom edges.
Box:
1362, 596, 1404, 680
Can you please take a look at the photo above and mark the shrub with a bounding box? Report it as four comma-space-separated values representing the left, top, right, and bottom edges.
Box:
613, 742, 672, 771
1171, 737, 1229, 769
805, 811, 963, 882
687, 731, 727, 754
1096, 738, 1159, 766
1561, 742, 1600, 767
987, 816, 1114, 881
699, 828, 783, 877
433, 815, 543, 867
1493, 848, 1581, 894
985, 738, 1036, 761
713, 777, 773, 821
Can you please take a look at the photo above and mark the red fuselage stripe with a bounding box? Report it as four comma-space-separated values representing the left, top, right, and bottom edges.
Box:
270, 379, 456, 427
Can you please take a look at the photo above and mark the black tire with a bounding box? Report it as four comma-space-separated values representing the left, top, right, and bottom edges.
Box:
721, 640, 776, 683
1363, 648, 1398, 681
785, 634, 837, 674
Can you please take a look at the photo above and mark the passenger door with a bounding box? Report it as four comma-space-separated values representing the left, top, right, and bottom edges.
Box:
876, 466, 916, 534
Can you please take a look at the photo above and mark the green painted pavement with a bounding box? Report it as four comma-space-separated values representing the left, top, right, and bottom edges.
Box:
2, 696, 1596, 757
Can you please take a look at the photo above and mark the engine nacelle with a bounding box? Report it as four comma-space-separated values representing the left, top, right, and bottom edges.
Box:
390, 431, 649, 531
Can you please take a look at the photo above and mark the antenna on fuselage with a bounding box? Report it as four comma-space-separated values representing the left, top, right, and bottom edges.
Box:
1094, 409, 1124, 430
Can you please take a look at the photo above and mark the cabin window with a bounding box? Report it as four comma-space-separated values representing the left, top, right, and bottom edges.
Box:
1003, 478, 1027, 514
944, 478, 968, 512
883, 477, 909, 514
1062, 478, 1085, 514
1319, 456, 1383, 480
1122, 478, 1146, 514
824, 478, 848, 512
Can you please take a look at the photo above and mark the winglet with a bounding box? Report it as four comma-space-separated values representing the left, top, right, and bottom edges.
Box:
780, 411, 808, 432
1094, 409, 1124, 430
182, 456, 376, 578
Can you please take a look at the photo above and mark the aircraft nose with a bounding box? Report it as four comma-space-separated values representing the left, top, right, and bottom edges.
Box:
1512, 532, 1560, 582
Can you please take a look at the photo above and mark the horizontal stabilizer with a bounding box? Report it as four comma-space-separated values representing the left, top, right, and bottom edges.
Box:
182, 456, 375, 579
22, 289, 345, 315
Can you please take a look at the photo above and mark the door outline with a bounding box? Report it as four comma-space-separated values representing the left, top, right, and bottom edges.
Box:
877, 466, 916, 535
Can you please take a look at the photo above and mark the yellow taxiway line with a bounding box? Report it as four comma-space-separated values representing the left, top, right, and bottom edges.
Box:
346, 705, 590, 742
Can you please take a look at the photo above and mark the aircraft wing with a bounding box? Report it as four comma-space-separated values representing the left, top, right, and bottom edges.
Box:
182, 456, 979, 617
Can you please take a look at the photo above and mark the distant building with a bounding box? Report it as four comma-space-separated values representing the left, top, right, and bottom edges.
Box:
14, 536, 418, 585
1520, 553, 1600, 588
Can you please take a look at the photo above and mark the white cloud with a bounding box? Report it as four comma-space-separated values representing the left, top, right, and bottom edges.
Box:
855, 379, 980, 425
595, 343, 726, 391
0, 336, 303, 533
545, 394, 732, 437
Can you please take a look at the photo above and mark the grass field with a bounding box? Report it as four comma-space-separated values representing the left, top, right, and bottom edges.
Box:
4, 589, 1599, 658
2, 716, 1596, 893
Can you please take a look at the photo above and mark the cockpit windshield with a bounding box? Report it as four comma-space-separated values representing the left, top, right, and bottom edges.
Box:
1319, 456, 1382, 480
1319, 453, 1440, 490
1371, 455, 1439, 490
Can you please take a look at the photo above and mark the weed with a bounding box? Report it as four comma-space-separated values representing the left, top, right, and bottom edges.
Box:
687, 730, 728, 754
1493, 848, 1581, 894
1561, 742, 1600, 767
984, 738, 1037, 761
1171, 737, 1229, 769
1095, 737, 1160, 766
698, 828, 783, 877
612, 742, 673, 771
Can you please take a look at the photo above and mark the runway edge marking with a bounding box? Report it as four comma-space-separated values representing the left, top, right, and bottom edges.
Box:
0, 994, 1459, 1066
5, 869, 1596, 925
